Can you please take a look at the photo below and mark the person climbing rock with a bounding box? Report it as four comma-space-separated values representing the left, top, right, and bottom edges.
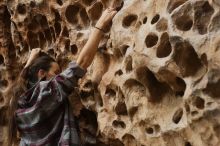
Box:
4, 6, 117, 146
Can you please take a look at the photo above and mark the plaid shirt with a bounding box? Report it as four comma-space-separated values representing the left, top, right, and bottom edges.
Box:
16, 61, 86, 146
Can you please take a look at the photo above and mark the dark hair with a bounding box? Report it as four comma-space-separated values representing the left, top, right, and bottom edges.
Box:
26, 53, 56, 89
3, 52, 55, 146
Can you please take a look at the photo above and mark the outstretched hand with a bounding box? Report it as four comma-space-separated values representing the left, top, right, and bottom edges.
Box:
95, 7, 117, 30
24, 48, 42, 68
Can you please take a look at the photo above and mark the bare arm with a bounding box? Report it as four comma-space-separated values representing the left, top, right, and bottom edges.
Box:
76, 8, 117, 70
24, 48, 41, 68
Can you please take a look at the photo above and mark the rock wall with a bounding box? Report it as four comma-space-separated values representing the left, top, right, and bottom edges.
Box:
0, 0, 220, 145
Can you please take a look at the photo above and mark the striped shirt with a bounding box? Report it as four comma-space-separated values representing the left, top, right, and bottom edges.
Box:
16, 61, 87, 146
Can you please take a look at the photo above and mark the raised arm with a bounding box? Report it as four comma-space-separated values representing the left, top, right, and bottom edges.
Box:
76, 7, 117, 70
24, 48, 41, 68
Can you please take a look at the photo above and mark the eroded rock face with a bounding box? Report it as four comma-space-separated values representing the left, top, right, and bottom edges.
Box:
0, 0, 220, 145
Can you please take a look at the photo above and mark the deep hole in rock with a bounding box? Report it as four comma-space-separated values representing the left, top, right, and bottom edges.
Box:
146, 127, 154, 134
8, 44, 16, 59
185, 141, 192, 146
206, 80, 220, 98
80, 8, 90, 27
54, 10, 61, 22
0, 106, 7, 125
70, 44, 78, 55
115, 1, 124, 11
112, 120, 126, 129
203, 71, 220, 98
193, 96, 205, 109
185, 103, 190, 113
65, 39, 70, 50
136, 66, 170, 102
23, 42, 29, 53
128, 106, 138, 119
77, 32, 83, 39
44, 28, 52, 44
125, 55, 133, 73
143, 16, 148, 24
157, 70, 176, 86
65, 4, 80, 24
28, 16, 40, 31
62, 26, 69, 37
115, 69, 123, 76
175, 15, 193, 31
37, 14, 49, 30
167, 0, 188, 13
156, 18, 168, 31
172, 108, 183, 124
83, 80, 93, 89
38, 31, 46, 48
50, 27, 56, 41
56, 0, 63, 5
207, 102, 213, 106
3, 5, 11, 30
0, 79, 8, 88
120, 45, 129, 56
28, 31, 39, 48
47, 49, 54, 56
105, 87, 116, 97
115, 47, 125, 58
194, 1, 214, 35
145, 33, 158, 48
151, 14, 160, 24
81, 81, 102, 107
54, 22, 61, 36
0, 55, 4, 65
156, 32, 172, 58
115, 101, 128, 115
175, 88, 184, 97
122, 14, 138, 28
88, 2, 103, 21
122, 134, 137, 146
173, 39, 203, 77
17, 3, 26, 14
97, 94, 103, 107
191, 111, 198, 116
80, 90, 94, 101
82, 0, 94, 6
175, 77, 186, 96
201, 53, 208, 66
30, 1, 36, 8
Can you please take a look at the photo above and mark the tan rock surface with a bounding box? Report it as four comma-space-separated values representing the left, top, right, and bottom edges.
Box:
0, 0, 220, 145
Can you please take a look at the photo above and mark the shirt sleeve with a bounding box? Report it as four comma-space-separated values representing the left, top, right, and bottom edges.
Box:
51, 61, 87, 102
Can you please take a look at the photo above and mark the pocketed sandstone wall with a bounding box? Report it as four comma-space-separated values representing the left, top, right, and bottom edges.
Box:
0, 0, 220, 146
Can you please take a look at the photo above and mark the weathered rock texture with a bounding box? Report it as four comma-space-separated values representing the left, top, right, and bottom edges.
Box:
0, 0, 220, 145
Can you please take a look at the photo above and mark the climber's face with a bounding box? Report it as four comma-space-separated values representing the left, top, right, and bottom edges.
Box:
47, 62, 61, 78
38, 62, 61, 80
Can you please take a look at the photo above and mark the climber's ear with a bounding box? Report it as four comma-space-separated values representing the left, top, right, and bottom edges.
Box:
37, 69, 47, 80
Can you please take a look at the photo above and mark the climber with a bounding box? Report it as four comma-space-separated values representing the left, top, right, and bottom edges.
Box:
4, 7, 117, 146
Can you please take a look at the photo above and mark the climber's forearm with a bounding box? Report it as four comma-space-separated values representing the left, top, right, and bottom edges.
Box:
76, 7, 117, 70
24, 48, 41, 68
24, 59, 34, 68
76, 27, 103, 70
